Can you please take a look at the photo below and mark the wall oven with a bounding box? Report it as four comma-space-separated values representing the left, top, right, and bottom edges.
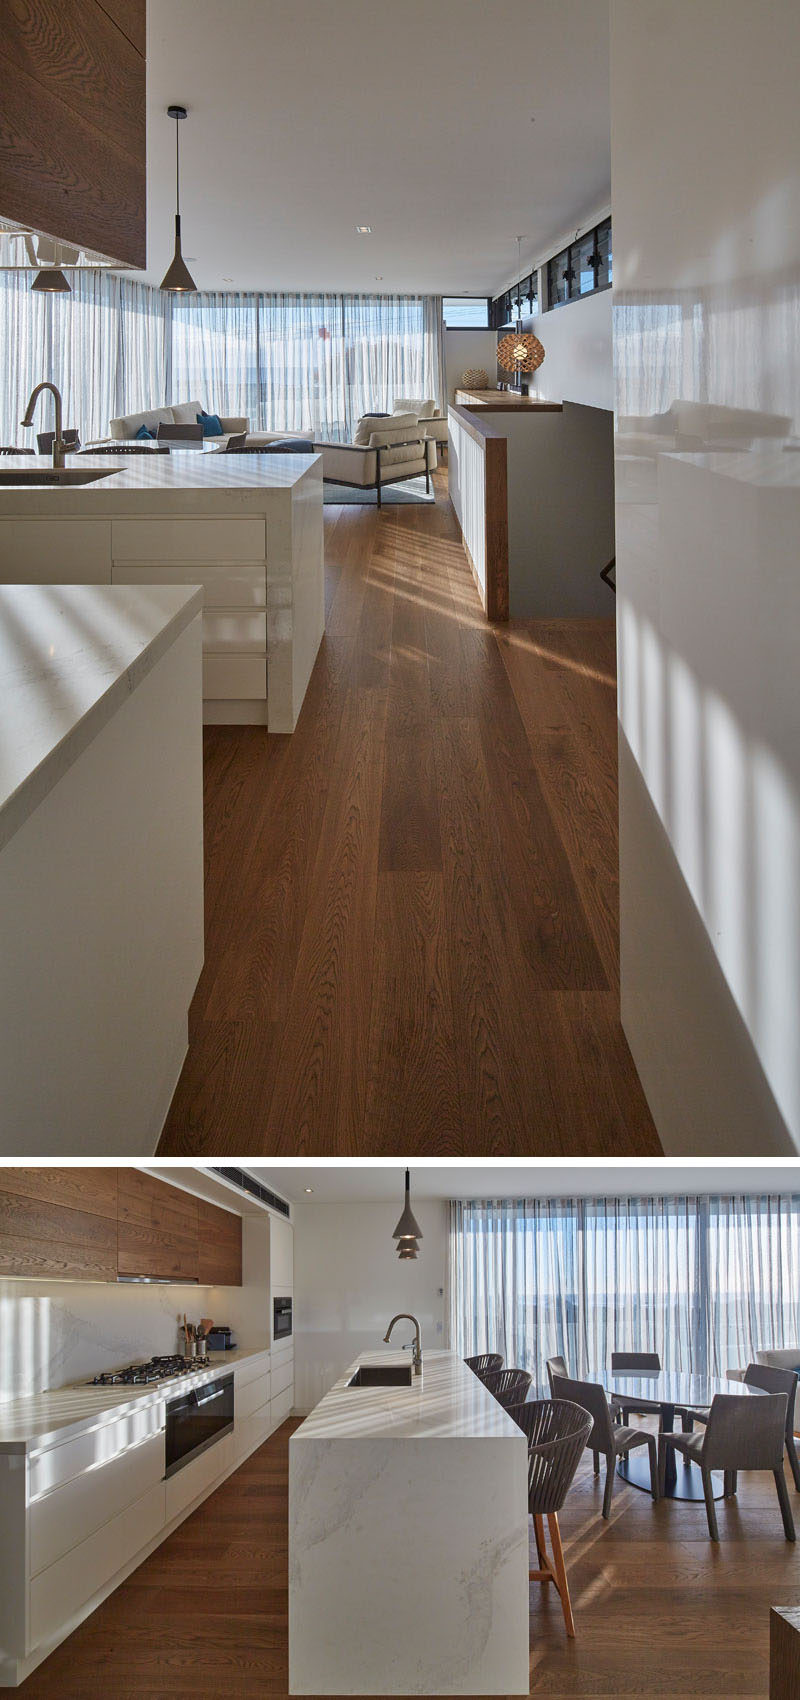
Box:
165, 1372, 234, 1479
273, 1296, 292, 1340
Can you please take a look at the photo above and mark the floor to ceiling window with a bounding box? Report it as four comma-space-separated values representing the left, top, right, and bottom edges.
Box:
448, 1193, 800, 1387
0, 273, 444, 444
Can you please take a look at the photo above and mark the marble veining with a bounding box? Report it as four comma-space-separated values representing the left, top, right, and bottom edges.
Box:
0, 450, 319, 510
0, 584, 202, 851
289, 1351, 529, 1695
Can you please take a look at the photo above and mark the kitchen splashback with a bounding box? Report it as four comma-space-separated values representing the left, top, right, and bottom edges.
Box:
0, 1277, 249, 1398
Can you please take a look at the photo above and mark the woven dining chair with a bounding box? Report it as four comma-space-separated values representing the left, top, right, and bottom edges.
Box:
609, 1351, 674, 1426
465, 1353, 504, 1378
508, 1398, 593, 1637
481, 1367, 532, 1409
551, 1372, 659, 1517
659, 1391, 795, 1541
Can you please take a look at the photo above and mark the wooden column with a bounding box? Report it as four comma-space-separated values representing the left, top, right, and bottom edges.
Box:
771, 1607, 800, 1698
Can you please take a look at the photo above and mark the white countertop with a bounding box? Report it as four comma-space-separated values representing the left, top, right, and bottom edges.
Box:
0, 1346, 269, 1453
293, 1349, 522, 1442
0, 450, 320, 515
0, 582, 202, 852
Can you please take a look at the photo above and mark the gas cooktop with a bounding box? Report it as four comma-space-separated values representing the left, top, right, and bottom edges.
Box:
86, 1355, 208, 1387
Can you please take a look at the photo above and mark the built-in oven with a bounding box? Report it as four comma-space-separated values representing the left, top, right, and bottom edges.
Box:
273, 1295, 292, 1340
164, 1372, 234, 1479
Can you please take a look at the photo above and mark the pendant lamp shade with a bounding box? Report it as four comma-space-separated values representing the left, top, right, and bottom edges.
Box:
161, 106, 197, 293
31, 267, 71, 293
393, 1169, 422, 1253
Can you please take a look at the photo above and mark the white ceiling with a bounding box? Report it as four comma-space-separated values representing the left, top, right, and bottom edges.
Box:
237, 1161, 800, 1205
144, 0, 611, 295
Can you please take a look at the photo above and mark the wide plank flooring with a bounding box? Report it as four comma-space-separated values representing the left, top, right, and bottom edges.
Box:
159, 469, 660, 1155
19, 1416, 792, 1698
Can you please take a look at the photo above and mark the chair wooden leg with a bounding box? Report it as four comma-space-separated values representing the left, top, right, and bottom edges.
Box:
602, 1452, 615, 1519
775, 1468, 796, 1542
702, 1468, 719, 1541
646, 1434, 659, 1500
547, 1512, 576, 1638
786, 1435, 800, 1493
592, 1449, 600, 1476
533, 1514, 548, 1581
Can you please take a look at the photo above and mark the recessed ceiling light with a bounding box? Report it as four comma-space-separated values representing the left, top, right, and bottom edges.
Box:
356, 225, 372, 234
304, 1186, 314, 1194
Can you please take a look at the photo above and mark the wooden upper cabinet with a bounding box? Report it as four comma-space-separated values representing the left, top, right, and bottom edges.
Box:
198, 1200, 243, 1287
0, 1168, 118, 1281
117, 1170, 199, 1283
0, 0, 146, 266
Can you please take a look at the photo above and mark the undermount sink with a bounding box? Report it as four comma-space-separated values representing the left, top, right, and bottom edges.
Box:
0, 467, 120, 486
347, 1365, 413, 1388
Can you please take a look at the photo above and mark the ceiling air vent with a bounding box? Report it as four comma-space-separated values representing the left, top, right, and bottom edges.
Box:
210, 1167, 291, 1218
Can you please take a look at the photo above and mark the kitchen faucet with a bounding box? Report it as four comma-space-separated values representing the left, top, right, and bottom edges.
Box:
21, 382, 66, 468
384, 1313, 422, 1375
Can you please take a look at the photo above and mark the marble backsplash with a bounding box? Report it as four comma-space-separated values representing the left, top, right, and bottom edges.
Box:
0, 1277, 250, 1397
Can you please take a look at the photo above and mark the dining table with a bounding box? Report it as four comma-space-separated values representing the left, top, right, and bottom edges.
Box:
601, 1370, 767, 1502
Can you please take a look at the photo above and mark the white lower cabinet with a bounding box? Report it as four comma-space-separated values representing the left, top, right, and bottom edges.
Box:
29, 1480, 166, 1648
0, 1353, 277, 1687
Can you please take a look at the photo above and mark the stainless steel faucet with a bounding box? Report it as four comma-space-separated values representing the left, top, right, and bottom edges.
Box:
21, 382, 66, 468
384, 1313, 423, 1375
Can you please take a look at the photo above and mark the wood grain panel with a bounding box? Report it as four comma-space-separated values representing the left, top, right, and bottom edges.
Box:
0, 0, 145, 266
13, 1417, 795, 1700
0, 1178, 117, 1281
117, 1171, 198, 1281
198, 1199, 243, 1287
771, 1607, 800, 1700
159, 467, 660, 1157
96, 0, 145, 54
0, 1166, 118, 1220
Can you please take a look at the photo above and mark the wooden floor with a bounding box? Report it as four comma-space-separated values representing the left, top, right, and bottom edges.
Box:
19, 1416, 795, 1698
159, 468, 660, 1155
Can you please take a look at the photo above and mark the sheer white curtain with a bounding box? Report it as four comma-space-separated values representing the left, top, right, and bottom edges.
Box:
448, 1194, 800, 1390
0, 271, 168, 445
0, 277, 443, 444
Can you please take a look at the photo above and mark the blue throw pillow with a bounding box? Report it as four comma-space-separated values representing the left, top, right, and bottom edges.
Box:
263, 438, 315, 452
135, 423, 155, 440
197, 410, 224, 437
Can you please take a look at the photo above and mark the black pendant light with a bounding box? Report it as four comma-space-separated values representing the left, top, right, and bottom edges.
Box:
31, 266, 71, 294
393, 1169, 422, 1260
160, 105, 197, 293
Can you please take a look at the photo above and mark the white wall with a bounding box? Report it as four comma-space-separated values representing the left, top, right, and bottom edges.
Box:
611, 0, 800, 1153
531, 289, 613, 411
292, 1200, 447, 1413
444, 327, 498, 402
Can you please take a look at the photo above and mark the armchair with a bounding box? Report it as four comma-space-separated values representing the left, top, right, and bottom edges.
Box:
315, 411, 436, 507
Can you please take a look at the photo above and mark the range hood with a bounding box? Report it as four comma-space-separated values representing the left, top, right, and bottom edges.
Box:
117, 1274, 199, 1285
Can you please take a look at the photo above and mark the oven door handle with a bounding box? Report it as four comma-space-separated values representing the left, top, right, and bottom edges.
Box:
195, 1386, 221, 1406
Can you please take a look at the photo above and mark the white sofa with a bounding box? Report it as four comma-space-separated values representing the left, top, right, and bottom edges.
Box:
108, 399, 314, 447
315, 411, 436, 507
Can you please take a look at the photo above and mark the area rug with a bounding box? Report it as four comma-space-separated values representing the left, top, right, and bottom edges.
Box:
323, 475, 434, 505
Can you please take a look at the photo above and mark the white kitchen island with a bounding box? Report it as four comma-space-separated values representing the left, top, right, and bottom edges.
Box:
0, 584, 203, 1153
289, 1348, 530, 1695
0, 449, 324, 731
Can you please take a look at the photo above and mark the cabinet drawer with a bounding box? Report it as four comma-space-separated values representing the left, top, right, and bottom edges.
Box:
236, 1404, 271, 1464
112, 561, 266, 608
164, 1432, 233, 1524
0, 519, 111, 584
30, 1431, 164, 1577
234, 1353, 271, 1390
28, 1403, 165, 1500
29, 1481, 165, 1648
237, 1371, 270, 1423
271, 1359, 293, 1399
270, 1386, 293, 1430
203, 611, 266, 653
112, 519, 266, 564
271, 1340, 294, 1369
203, 654, 267, 700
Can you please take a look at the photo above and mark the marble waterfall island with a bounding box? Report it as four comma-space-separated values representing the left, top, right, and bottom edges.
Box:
0, 449, 324, 731
289, 1349, 529, 1695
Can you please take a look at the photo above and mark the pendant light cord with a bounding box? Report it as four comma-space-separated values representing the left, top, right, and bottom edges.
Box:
175, 116, 180, 218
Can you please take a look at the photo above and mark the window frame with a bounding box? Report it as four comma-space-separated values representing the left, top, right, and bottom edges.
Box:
544, 216, 612, 312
